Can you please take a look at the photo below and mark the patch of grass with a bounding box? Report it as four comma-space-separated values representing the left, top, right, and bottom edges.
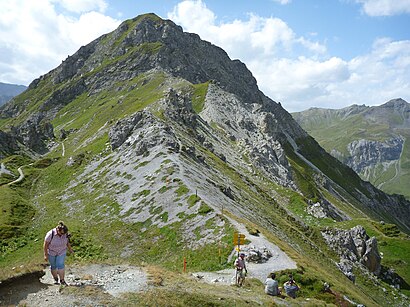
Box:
134, 161, 149, 170
159, 212, 169, 223
191, 82, 209, 113
187, 194, 200, 206
67, 230, 107, 261
132, 189, 151, 201
373, 222, 401, 237
198, 202, 213, 215
175, 185, 189, 197
158, 185, 168, 193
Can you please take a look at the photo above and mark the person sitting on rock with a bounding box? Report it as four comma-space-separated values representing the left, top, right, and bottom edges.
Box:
265, 272, 281, 296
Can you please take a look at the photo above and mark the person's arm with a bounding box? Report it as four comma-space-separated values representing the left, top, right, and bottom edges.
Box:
67, 241, 74, 254
43, 241, 49, 261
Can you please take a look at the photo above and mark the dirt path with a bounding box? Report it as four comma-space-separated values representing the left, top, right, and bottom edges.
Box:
0, 264, 148, 306
193, 215, 297, 285
6, 167, 24, 186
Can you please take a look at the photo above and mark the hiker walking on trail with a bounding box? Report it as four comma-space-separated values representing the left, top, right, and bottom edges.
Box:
43, 221, 74, 286
234, 253, 247, 286
265, 272, 281, 296
283, 274, 299, 299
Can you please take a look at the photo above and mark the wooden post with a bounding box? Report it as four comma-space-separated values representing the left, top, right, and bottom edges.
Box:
183, 257, 187, 273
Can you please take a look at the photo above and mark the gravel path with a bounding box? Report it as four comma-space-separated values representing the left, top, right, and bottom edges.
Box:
193, 216, 297, 285
0, 264, 148, 307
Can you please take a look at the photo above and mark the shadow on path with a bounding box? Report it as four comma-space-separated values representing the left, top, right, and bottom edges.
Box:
0, 270, 46, 306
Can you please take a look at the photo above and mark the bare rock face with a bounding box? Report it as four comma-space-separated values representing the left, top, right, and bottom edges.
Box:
163, 88, 197, 129
109, 110, 179, 154
361, 237, 381, 275
321, 226, 381, 280
346, 136, 404, 173
0, 130, 20, 159
306, 199, 349, 221
8, 113, 55, 155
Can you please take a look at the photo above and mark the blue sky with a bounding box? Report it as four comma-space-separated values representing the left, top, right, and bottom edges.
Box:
0, 0, 409, 111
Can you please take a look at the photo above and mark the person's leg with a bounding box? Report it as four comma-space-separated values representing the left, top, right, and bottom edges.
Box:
55, 253, 67, 284
48, 255, 59, 283
240, 271, 245, 286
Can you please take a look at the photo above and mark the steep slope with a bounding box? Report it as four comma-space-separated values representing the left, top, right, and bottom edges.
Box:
292, 99, 410, 199
1, 14, 410, 306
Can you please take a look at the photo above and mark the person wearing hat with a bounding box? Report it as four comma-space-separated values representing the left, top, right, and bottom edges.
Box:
234, 253, 247, 286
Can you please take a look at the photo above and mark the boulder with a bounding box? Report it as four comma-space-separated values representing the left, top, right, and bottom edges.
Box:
361, 237, 381, 275
322, 226, 382, 277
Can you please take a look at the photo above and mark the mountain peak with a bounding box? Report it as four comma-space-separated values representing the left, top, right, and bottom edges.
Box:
381, 98, 408, 109
28, 13, 262, 106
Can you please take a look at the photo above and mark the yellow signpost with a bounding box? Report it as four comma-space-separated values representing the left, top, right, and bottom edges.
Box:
233, 233, 246, 246
233, 232, 246, 286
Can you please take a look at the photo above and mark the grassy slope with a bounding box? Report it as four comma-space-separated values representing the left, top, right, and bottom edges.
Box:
292, 108, 410, 200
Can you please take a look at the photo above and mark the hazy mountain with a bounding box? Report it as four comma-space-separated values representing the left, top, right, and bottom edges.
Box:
0, 82, 27, 106
0, 14, 409, 305
292, 99, 410, 200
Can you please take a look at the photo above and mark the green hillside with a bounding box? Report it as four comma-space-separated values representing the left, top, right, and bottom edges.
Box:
1, 14, 409, 306
292, 100, 410, 200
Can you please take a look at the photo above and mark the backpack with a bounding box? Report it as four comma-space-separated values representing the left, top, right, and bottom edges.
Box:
50, 229, 71, 242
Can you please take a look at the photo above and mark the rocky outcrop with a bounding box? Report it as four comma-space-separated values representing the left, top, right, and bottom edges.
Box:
163, 89, 197, 129
0, 130, 20, 159
10, 113, 55, 154
306, 199, 349, 221
322, 226, 381, 281
109, 110, 179, 154
0, 111, 54, 157
346, 136, 404, 173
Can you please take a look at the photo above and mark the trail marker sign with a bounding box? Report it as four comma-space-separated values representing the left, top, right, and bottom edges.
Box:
233, 233, 245, 245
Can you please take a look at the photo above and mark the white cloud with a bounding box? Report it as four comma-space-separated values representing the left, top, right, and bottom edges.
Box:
0, 0, 120, 85
355, 0, 410, 16
168, 0, 410, 111
168, 0, 325, 60
249, 57, 350, 109
55, 0, 108, 13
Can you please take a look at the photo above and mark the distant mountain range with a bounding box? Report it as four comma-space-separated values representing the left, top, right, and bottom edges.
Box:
0, 82, 27, 106
292, 98, 410, 199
